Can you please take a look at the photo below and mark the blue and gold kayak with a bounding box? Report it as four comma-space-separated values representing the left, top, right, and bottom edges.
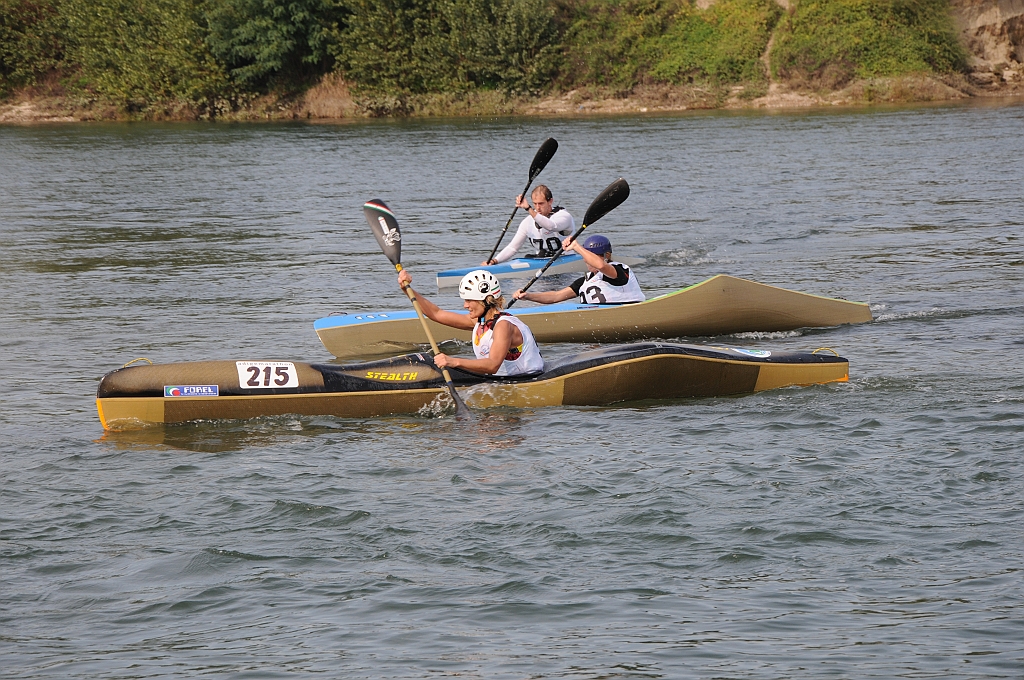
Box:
314, 275, 872, 359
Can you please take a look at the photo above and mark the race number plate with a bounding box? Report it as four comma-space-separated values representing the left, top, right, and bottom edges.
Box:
236, 361, 299, 389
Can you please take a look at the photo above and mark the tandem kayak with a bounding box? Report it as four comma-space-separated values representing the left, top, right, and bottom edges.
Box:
95, 343, 849, 429
435, 252, 644, 288
314, 275, 872, 359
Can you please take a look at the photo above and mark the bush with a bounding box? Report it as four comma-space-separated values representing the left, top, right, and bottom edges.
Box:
335, 0, 557, 94
0, 0, 64, 97
646, 0, 781, 84
61, 0, 226, 112
204, 0, 347, 91
559, 0, 781, 88
558, 0, 680, 88
771, 0, 968, 88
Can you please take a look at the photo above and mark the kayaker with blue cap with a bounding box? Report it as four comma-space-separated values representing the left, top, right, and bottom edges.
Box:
397, 269, 544, 376
513, 234, 646, 305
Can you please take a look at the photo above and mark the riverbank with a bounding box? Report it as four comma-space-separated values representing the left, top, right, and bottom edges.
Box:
2, 72, 1023, 124
4, 0, 1023, 124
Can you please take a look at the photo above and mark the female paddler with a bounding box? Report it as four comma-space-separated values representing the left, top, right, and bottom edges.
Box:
397, 269, 544, 376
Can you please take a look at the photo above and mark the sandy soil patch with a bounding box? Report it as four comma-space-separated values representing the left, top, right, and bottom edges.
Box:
0, 101, 77, 123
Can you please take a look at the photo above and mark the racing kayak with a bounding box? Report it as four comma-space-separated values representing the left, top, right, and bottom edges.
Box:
435, 253, 644, 288
95, 342, 849, 429
314, 274, 872, 359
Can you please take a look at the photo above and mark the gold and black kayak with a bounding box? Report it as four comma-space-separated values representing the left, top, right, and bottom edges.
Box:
313, 275, 872, 359
96, 343, 849, 430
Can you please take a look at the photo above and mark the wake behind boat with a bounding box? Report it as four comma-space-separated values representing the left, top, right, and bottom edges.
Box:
314, 274, 872, 359
96, 342, 850, 429
435, 253, 644, 288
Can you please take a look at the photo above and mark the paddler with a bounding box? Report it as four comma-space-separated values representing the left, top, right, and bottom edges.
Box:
484, 185, 575, 265
513, 234, 646, 305
397, 269, 545, 376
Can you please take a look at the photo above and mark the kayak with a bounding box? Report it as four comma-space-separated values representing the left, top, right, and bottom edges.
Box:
95, 342, 849, 429
314, 275, 872, 359
435, 253, 644, 288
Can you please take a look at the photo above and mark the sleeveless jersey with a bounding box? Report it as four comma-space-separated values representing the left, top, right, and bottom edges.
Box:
577, 262, 646, 304
472, 313, 545, 376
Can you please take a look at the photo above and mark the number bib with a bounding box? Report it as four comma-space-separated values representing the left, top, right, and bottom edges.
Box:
523, 207, 573, 257
577, 263, 646, 305
236, 361, 299, 389
529, 236, 564, 257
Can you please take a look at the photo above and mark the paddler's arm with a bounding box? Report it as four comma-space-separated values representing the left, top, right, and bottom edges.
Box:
397, 271, 475, 330
564, 236, 619, 278
485, 217, 530, 265
513, 286, 576, 304
434, 319, 519, 375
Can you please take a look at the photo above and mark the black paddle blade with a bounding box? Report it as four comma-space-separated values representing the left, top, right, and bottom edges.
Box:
364, 199, 402, 266
451, 387, 474, 420
529, 138, 558, 180
582, 178, 630, 227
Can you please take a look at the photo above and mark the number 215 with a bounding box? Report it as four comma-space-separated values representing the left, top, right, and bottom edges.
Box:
246, 366, 290, 387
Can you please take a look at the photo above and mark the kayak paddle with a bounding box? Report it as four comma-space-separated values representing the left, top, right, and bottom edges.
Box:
507, 178, 630, 308
485, 137, 559, 264
364, 199, 474, 419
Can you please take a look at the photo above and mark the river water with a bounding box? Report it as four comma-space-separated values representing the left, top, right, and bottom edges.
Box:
2, 101, 1023, 678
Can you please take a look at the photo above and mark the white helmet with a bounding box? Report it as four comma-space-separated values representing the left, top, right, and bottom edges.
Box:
459, 270, 502, 301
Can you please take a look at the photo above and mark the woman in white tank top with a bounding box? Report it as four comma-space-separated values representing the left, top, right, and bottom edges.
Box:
396, 269, 544, 376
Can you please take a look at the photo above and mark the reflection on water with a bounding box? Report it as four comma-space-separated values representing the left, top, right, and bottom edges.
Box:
97, 410, 529, 455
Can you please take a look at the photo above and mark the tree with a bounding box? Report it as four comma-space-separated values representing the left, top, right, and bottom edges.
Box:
205, 0, 347, 90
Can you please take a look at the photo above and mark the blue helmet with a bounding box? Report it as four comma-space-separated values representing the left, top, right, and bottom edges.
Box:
582, 234, 612, 256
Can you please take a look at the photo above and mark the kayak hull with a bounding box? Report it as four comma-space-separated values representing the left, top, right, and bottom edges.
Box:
314, 275, 872, 359
96, 343, 849, 429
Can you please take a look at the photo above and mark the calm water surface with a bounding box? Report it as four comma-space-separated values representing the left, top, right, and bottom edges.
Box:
2, 102, 1023, 678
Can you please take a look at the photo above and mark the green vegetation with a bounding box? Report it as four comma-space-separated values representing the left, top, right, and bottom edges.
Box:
337, 0, 558, 95
771, 0, 967, 88
205, 0, 345, 91
560, 0, 781, 89
0, 0, 63, 96
61, 0, 222, 111
1, 0, 970, 117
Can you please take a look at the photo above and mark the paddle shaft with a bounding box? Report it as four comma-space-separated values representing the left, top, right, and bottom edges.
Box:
485, 139, 557, 264
506, 222, 590, 308
486, 177, 535, 264
395, 264, 467, 406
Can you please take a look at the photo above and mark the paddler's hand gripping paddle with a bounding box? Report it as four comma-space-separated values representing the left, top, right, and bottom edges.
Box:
364, 199, 473, 419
